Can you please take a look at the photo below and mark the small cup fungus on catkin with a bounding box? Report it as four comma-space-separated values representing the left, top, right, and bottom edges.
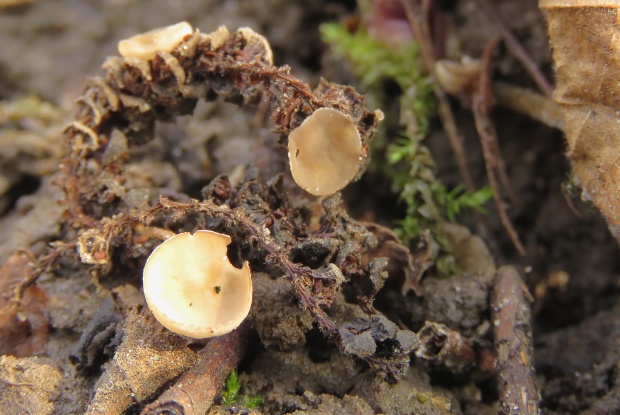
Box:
434, 57, 481, 95
142, 230, 252, 339
118, 21, 193, 61
288, 108, 363, 196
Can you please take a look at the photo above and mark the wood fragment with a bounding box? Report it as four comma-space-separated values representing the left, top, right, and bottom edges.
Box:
141, 324, 250, 415
415, 321, 475, 373
491, 266, 540, 415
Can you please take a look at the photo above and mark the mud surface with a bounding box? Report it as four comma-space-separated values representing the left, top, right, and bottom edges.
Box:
1, 1, 619, 414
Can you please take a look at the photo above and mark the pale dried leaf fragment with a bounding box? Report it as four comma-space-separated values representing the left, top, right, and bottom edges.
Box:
118, 21, 193, 61
541, 1, 620, 227
85, 311, 195, 415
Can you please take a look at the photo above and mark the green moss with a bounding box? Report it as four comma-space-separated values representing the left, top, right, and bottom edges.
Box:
222, 369, 263, 408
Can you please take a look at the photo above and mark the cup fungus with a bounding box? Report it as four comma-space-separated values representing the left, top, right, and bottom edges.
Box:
288, 107, 363, 196
118, 21, 193, 61
142, 230, 252, 339
434, 57, 481, 95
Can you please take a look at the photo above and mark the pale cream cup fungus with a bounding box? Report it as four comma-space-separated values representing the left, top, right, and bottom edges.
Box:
288, 108, 363, 196
143, 230, 252, 339
118, 21, 193, 61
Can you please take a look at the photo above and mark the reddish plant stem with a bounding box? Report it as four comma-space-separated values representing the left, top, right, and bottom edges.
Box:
473, 38, 525, 255
475, 0, 553, 97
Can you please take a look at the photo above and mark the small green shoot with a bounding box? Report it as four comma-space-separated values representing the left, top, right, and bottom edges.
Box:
242, 395, 264, 408
222, 369, 241, 405
222, 369, 263, 409
435, 185, 492, 223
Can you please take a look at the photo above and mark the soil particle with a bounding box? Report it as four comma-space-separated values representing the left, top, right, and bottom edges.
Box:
40, 271, 104, 333
536, 302, 620, 413
403, 270, 494, 336
244, 347, 359, 414
0, 176, 64, 263
444, 223, 495, 276
352, 370, 458, 415
286, 393, 375, 415
248, 272, 314, 351
0, 355, 63, 415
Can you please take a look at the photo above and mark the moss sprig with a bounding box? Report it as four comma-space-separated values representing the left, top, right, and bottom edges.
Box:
222, 369, 263, 408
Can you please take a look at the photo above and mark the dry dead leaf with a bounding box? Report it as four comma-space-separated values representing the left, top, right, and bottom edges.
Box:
541, 1, 620, 228
0, 251, 49, 357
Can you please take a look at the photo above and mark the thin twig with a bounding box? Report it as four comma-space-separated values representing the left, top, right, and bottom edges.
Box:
473, 38, 525, 255
400, 0, 475, 191
491, 266, 540, 415
141, 324, 250, 415
475, 0, 553, 97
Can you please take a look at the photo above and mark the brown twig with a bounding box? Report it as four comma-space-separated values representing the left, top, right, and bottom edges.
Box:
473, 38, 525, 255
491, 266, 540, 415
141, 324, 250, 415
400, 0, 475, 191
475, 0, 553, 97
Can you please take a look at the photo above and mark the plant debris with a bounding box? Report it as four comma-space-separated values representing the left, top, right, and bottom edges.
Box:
0, 250, 49, 357
541, 1, 620, 232
84, 311, 196, 415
